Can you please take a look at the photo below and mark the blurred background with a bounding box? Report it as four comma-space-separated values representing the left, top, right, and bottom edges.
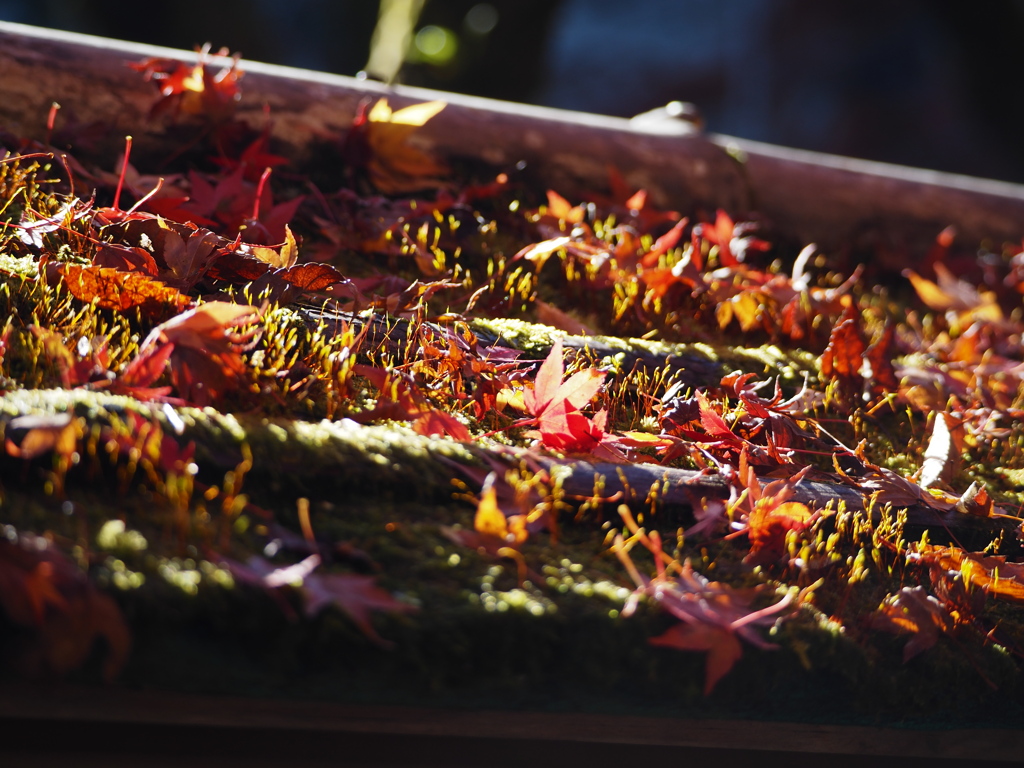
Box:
2, 0, 1023, 182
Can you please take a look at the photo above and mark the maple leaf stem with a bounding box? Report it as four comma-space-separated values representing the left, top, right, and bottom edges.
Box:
253, 166, 272, 222
45, 101, 59, 146
0, 151, 54, 164
113, 135, 132, 211
125, 177, 165, 215
57, 153, 76, 199
478, 416, 536, 440
729, 591, 793, 630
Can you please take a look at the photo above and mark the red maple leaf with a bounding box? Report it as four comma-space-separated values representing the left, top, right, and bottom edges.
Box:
129, 45, 242, 121
223, 553, 416, 647
0, 532, 131, 681
126, 302, 261, 406
615, 533, 799, 695
522, 339, 609, 453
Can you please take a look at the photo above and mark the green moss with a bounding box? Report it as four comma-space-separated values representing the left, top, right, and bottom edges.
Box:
471, 315, 818, 381
0, 388, 483, 500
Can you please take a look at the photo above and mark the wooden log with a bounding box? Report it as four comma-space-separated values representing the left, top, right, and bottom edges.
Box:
1, 21, 1024, 251
2, 389, 1018, 556
544, 458, 1024, 556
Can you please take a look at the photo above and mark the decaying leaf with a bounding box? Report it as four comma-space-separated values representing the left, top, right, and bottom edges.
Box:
918, 544, 1024, 605
347, 98, 450, 193
870, 586, 954, 662
56, 263, 190, 315
614, 523, 801, 695
4, 413, 79, 460
0, 532, 131, 681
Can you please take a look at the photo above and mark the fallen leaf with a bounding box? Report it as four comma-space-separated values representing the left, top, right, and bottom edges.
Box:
412, 409, 472, 441
0, 532, 130, 681
57, 263, 190, 315
522, 339, 609, 453
356, 98, 450, 193
4, 413, 79, 460
870, 586, 953, 662
129, 301, 260, 406
919, 411, 964, 489
649, 622, 743, 696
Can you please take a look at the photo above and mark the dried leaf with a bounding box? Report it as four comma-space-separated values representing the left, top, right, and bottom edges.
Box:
0, 533, 130, 680
919, 412, 964, 489
224, 554, 415, 647
870, 586, 953, 662
4, 413, 79, 460
57, 263, 190, 315
473, 478, 528, 546
361, 98, 449, 193
921, 544, 1024, 604
821, 303, 865, 381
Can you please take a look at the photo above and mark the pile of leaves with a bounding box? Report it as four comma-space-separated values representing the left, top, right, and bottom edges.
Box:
4, 46, 1024, 724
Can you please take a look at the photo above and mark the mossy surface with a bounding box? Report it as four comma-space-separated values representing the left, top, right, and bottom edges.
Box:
1, 93, 1023, 741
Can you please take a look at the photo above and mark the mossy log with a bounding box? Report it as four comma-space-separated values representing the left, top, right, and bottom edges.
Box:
299, 303, 817, 388
2, 388, 1018, 555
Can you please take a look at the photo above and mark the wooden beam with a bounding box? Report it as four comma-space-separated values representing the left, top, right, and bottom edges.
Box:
1, 22, 1024, 251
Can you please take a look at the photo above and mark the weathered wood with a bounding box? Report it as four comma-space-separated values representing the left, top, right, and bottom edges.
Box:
1, 22, 1024, 251
0, 682, 1021, 764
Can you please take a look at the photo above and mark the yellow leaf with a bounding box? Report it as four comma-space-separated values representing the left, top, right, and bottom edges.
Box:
474, 483, 527, 545
904, 270, 953, 311
495, 385, 527, 412
369, 98, 447, 126
364, 99, 449, 193
474, 484, 508, 539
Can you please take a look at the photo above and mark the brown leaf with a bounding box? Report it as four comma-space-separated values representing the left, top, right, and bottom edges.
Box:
864, 321, 899, 395
821, 303, 865, 382
277, 262, 345, 292
870, 586, 952, 662
92, 243, 159, 276
921, 544, 1024, 604
363, 99, 450, 193
0, 533, 130, 681
4, 413, 79, 460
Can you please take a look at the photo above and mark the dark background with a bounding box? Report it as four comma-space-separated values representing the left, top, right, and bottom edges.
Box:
3, 0, 1024, 183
